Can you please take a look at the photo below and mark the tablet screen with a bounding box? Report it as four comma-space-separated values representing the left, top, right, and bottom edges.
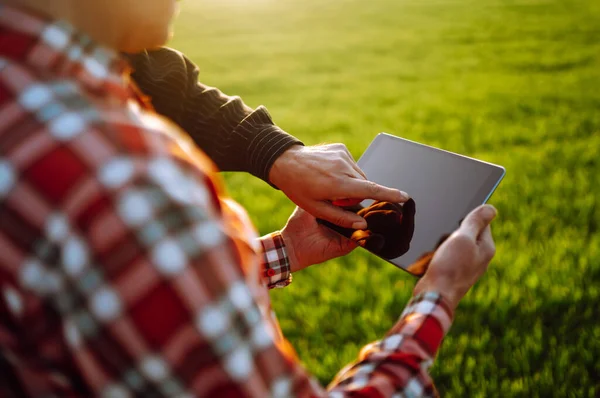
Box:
339, 133, 504, 274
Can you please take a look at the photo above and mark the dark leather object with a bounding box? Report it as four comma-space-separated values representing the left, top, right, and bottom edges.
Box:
318, 199, 416, 260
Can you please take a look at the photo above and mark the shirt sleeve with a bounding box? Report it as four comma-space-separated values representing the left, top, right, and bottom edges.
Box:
327, 291, 454, 397
45, 125, 453, 397
124, 47, 304, 183
259, 232, 292, 289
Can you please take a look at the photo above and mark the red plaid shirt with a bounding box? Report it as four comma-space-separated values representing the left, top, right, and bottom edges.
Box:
0, 5, 454, 397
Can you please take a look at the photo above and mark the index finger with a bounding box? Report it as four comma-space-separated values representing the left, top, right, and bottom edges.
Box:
341, 178, 409, 204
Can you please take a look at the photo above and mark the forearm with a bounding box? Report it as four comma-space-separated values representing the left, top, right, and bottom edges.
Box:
257, 229, 453, 394
327, 291, 454, 396
125, 47, 303, 181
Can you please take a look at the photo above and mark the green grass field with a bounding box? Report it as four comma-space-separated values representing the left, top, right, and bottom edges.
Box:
170, 1, 600, 396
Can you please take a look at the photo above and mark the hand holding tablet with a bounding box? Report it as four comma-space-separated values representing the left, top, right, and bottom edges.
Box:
413, 204, 497, 309
319, 133, 505, 276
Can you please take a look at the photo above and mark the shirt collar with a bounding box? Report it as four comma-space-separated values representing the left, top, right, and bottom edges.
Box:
0, 4, 133, 101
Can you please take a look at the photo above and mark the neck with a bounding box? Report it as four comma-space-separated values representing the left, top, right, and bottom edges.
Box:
3, 0, 121, 50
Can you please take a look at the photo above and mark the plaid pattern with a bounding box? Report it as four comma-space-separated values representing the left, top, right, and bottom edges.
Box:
260, 232, 292, 289
0, 5, 454, 397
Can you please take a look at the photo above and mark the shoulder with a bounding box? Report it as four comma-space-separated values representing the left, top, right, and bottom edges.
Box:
1, 56, 206, 157
0, 56, 222, 202
125, 47, 191, 91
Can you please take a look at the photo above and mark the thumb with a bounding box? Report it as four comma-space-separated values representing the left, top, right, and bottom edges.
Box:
460, 205, 497, 240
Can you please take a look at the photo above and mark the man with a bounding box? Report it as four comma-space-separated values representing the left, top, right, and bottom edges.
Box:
126, 48, 395, 230
0, 1, 497, 396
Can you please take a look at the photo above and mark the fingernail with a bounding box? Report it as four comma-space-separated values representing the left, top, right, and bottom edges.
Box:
399, 191, 410, 201
485, 205, 497, 219
352, 221, 367, 230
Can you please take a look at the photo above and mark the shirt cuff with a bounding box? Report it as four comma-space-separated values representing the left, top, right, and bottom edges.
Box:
259, 232, 292, 289
235, 106, 304, 185
388, 291, 454, 355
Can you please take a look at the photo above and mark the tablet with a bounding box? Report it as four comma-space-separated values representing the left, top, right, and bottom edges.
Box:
321, 133, 505, 276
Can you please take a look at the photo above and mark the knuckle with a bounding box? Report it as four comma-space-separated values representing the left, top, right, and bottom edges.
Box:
333, 156, 348, 167
366, 180, 381, 195
466, 213, 483, 228
452, 233, 472, 246
450, 234, 476, 252
465, 208, 483, 223
333, 175, 347, 187
333, 144, 353, 159
334, 215, 349, 226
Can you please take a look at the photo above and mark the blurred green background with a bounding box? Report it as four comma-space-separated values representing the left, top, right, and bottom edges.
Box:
170, 0, 600, 396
